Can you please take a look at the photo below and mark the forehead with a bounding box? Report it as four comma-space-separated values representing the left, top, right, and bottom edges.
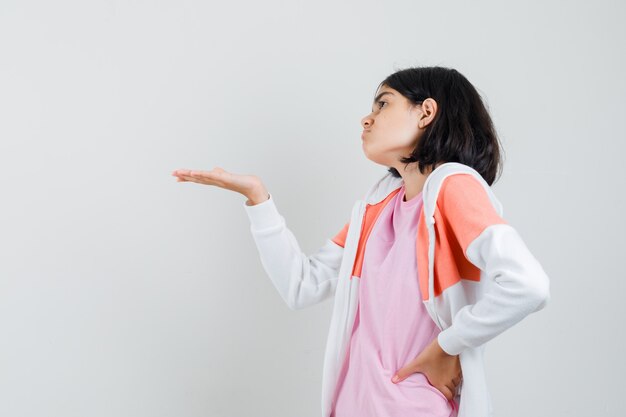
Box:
375, 86, 395, 95
374, 86, 397, 100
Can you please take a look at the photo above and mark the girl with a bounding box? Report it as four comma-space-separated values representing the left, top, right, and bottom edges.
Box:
171, 66, 551, 417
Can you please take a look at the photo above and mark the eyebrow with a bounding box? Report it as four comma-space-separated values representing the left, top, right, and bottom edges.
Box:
372, 91, 395, 110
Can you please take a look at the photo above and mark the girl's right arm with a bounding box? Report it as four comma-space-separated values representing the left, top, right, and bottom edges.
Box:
172, 167, 345, 310
243, 192, 345, 310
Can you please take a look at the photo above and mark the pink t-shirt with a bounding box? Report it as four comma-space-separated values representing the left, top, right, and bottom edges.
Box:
330, 184, 458, 417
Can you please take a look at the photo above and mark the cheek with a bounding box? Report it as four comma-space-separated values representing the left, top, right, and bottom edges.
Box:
393, 121, 419, 146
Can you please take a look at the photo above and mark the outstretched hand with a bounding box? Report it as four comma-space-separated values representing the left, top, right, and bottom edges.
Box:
172, 166, 269, 204
391, 337, 462, 401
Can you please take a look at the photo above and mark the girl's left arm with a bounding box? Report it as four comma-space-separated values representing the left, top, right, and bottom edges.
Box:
434, 174, 551, 356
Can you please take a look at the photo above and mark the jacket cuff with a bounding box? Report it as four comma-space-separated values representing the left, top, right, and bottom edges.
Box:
437, 325, 468, 356
242, 193, 282, 231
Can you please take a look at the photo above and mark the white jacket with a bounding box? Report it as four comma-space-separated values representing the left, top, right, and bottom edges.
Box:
243, 162, 551, 417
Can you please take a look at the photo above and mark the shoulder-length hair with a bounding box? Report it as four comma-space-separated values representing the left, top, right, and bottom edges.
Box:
378, 66, 505, 186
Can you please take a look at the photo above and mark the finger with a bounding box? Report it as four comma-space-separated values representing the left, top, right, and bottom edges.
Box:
173, 169, 191, 176
391, 369, 411, 383
440, 385, 454, 402
190, 168, 216, 175
191, 169, 224, 181
444, 381, 457, 397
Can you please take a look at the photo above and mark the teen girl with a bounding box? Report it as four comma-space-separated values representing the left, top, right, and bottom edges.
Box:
171, 66, 551, 417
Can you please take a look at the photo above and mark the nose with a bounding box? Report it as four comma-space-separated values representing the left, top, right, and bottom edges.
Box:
361, 115, 372, 130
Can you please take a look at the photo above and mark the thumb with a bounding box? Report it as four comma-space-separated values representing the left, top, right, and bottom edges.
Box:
391, 363, 421, 384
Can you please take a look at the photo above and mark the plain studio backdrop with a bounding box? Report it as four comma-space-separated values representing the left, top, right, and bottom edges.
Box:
0, 1, 624, 416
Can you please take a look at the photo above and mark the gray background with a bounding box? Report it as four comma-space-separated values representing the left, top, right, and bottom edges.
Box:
1, 0, 624, 416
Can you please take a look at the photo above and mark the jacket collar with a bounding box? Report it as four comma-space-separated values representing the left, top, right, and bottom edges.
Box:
361, 162, 495, 207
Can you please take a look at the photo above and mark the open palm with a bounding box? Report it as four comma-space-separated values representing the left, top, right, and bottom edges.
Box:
172, 166, 268, 204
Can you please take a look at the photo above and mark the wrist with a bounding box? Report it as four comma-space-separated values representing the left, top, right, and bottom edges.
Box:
435, 335, 455, 358
245, 190, 270, 206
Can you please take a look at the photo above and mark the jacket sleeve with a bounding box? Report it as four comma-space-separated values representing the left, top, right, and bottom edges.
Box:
243, 193, 346, 310
435, 174, 551, 356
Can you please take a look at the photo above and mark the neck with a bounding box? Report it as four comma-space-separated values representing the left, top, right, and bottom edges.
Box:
397, 162, 442, 201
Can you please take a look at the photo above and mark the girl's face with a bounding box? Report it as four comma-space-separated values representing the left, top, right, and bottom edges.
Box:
360, 85, 434, 171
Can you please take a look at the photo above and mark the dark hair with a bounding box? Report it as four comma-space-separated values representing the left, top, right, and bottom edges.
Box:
377, 66, 505, 186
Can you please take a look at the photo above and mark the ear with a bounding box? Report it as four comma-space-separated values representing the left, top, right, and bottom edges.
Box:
418, 98, 438, 128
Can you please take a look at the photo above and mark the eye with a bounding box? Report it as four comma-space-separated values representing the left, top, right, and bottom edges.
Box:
377, 100, 387, 109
